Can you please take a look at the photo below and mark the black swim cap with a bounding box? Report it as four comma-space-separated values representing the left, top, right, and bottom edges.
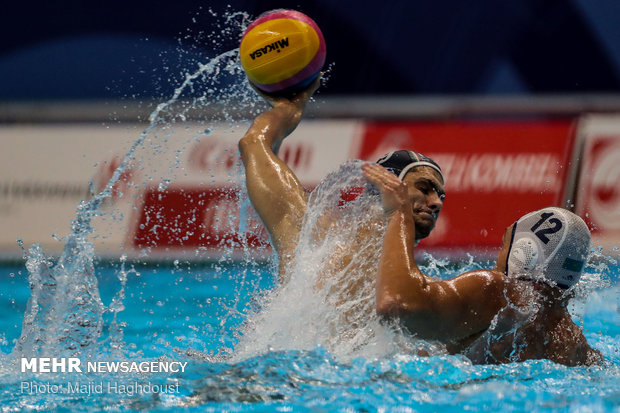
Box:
376, 150, 444, 183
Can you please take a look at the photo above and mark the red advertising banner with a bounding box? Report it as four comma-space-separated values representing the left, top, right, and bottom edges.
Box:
356, 120, 576, 250
574, 116, 620, 247
0, 120, 583, 260
132, 186, 269, 254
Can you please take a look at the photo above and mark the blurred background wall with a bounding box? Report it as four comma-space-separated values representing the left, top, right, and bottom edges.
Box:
1, 0, 620, 260
2, 0, 620, 99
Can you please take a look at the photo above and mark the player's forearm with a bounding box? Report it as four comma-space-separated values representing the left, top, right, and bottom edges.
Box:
376, 207, 427, 315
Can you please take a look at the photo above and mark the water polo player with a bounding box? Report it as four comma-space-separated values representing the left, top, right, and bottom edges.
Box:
238, 77, 444, 278
364, 161, 602, 366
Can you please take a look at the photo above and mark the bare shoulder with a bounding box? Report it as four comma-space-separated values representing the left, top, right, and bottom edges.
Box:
415, 270, 510, 341
417, 269, 511, 317
447, 269, 509, 297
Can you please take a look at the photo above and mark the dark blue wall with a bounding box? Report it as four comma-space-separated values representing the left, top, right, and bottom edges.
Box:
2, 0, 619, 99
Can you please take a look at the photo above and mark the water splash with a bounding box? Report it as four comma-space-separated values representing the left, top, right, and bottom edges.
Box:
234, 161, 441, 361
105, 255, 132, 354
14, 240, 103, 357
12, 9, 259, 358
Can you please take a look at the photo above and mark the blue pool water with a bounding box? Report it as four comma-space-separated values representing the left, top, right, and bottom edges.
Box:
0, 256, 618, 411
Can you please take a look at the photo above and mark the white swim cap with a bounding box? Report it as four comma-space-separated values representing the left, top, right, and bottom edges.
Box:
506, 207, 590, 289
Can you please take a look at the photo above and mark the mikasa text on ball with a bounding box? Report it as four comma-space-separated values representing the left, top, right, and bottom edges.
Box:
240, 9, 326, 94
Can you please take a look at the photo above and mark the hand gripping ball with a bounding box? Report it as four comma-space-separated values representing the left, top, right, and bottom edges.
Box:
240, 9, 326, 94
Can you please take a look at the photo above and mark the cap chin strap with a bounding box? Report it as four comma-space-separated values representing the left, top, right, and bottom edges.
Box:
504, 222, 518, 275
398, 161, 445, 182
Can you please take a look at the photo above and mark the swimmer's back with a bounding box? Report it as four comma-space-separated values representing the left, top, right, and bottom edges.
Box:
460, 278, 602, 366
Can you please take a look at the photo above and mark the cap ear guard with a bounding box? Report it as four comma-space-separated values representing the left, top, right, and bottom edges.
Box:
508, 236, 540, 274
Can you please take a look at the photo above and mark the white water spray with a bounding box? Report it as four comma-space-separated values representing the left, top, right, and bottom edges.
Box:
13, 11, 256, 357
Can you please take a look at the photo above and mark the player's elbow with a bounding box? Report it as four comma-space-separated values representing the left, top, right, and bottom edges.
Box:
376, 294, 423, 318
376, 296, 399, 318
376, 280, 433, 318
580, 347, 604, 367
238, 133, 258, 155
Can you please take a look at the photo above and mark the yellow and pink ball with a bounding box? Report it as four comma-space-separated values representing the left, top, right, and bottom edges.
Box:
240, 10, 326, 94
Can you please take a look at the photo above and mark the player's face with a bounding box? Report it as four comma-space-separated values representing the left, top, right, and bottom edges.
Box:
402, 167, 445, 240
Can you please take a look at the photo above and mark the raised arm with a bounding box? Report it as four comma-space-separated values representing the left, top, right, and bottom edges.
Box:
362, 163, 506, 342
238, 79, 320, 267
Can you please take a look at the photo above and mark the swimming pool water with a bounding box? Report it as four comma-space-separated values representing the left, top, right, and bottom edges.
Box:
0, 259, 618, 412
